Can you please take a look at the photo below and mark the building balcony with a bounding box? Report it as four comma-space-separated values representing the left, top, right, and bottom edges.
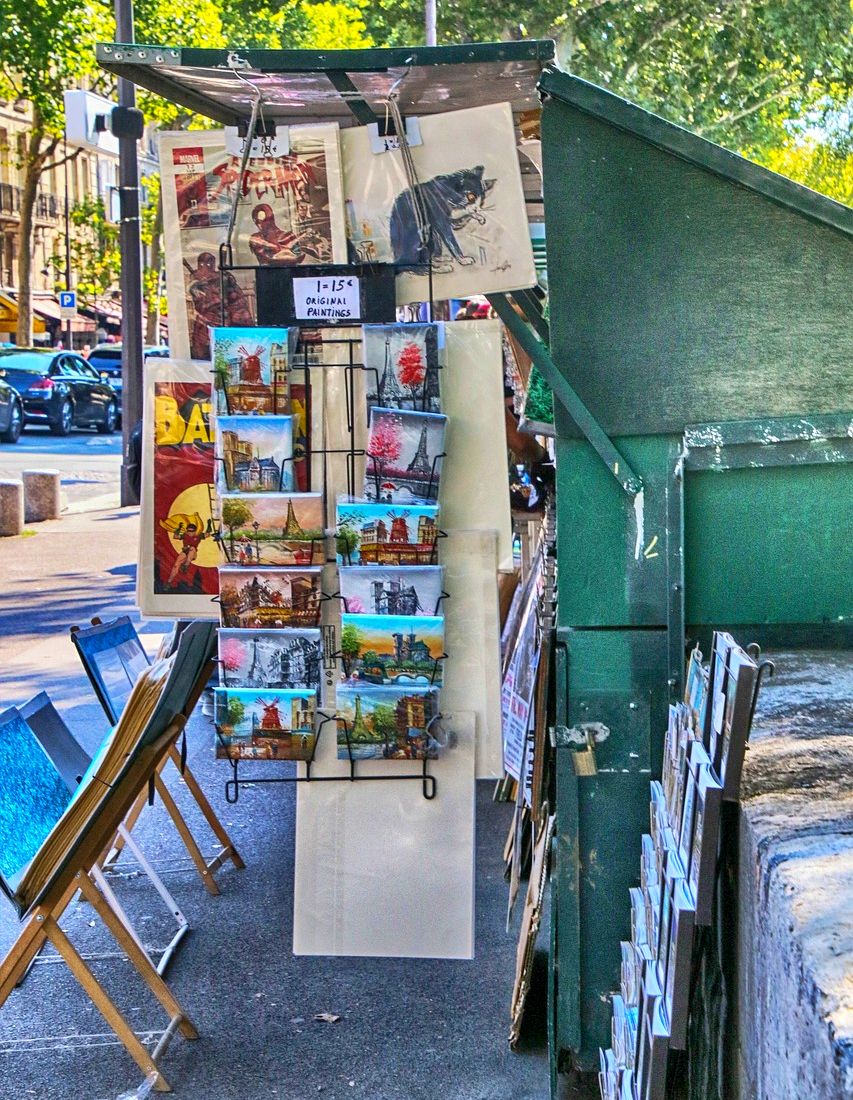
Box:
0, 182, 65, 223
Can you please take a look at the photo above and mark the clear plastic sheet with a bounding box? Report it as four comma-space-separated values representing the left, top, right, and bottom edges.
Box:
340, 103, 536, 304
293, 710, 475, 959
441, 320, 513, 572
159, 127, 348, 360
138, 358, 219, 619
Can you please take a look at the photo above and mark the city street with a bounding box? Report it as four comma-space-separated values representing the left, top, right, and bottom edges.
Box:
0, 424, 121, 509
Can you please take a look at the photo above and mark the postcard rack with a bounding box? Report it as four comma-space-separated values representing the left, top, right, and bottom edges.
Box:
216, 713, 438, 804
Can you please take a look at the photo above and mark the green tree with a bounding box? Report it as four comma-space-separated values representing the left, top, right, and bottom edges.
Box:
226, 697, 246, 728
0, 0, 111, 344
50, 196, 121, 311
372, 702, 398, 754
363, 0, 852, 185
336, 523, 360, 563
340, 623, 362, 674
222, 497, 252, 555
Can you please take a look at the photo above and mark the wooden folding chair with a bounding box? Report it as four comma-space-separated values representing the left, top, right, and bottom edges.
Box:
19, 692, 189, 975
0, 713, 198, 1092
70, 616, 244, 895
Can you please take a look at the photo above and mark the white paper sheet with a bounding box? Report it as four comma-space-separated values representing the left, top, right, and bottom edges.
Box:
293, 710, 476, 959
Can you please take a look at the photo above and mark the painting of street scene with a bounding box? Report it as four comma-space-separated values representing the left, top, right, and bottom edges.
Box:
340, 614, 445, 686
336, 684, 441, 760
212, 326, 295, 414
339, 566, 444, 617
335, 501, 439, 566
219, 629, 322, 690
218, 566, 322, 628
219, 493, 324, 565
363, 324, 441, 414
216, 415, 294, 494
214, 687, 317, 760
363, 408, 447, 504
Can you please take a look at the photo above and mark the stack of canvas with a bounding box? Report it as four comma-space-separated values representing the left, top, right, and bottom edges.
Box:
211, 326, 325, 763
598, 634, 761, 1100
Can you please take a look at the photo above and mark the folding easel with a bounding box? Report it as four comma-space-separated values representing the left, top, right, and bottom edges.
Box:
70, 617, 245, 894
20, 692, 189, 975
0, 722, 198, 1092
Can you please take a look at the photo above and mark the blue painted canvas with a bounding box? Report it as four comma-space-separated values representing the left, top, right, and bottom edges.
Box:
0, 711, 72, 886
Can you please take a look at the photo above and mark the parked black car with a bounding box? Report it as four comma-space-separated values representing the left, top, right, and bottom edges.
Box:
0, 373, 23, 444
88, 344, 170, 425
0, 348, 118, 435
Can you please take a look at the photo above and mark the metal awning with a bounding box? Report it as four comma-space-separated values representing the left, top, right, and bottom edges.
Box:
96, 41, 555, 127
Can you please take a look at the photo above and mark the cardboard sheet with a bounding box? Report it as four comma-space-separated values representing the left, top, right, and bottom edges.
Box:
442, 529, 504, 779
293, 710, 476, 959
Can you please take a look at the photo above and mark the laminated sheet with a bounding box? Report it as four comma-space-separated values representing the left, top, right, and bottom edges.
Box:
442, 529, 504, 779
441, 320, 513, 573
293, 710, 476, 959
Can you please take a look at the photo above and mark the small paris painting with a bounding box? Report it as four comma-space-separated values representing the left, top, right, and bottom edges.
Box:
363, 324, 441, 414
336, 684, 441, 760
214, 687, 317, 760
363, 409, 446, 504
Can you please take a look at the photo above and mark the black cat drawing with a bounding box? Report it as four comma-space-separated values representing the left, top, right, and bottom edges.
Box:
390, 166, 496, 273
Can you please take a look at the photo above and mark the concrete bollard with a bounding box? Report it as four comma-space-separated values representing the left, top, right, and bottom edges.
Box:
23, 469, 62, 523
0, 479, 24, 537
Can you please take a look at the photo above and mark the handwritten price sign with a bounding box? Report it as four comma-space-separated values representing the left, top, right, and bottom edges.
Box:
293, 276, 361, 321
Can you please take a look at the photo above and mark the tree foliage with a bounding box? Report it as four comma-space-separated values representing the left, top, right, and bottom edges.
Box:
363, 0, 853, 167
50, 196, 121, 309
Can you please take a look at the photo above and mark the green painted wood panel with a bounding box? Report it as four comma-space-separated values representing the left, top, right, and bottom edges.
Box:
555, 427, 680, 627
685, 464, 853, 625
542, 97, 853, 438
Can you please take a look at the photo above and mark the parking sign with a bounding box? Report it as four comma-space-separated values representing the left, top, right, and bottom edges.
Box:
59, 290, 77, 319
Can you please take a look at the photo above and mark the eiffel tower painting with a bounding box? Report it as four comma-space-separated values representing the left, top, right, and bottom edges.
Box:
282, 499, 306, 539
378, 335, 404, 405
407, 423, 432, 474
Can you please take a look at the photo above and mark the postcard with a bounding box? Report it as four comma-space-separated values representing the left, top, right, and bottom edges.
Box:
214, 687, 317, 760
211, 326, 296, 414
340, 613, 445, 686
363, 408, 446, 504
218, 628, 322, 690
363, 323, 441, 414
219, 492, 324, 566
335, 500, 439, 566
338, 566, 444, 617
218, 566, 322, 628
216, 415, 293, 494
335, 683, 440, 760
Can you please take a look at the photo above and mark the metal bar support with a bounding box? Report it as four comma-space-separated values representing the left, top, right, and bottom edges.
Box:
487, 292, 643, 497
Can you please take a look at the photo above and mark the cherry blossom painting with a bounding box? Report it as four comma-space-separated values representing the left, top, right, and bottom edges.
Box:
363, 408, 446, 504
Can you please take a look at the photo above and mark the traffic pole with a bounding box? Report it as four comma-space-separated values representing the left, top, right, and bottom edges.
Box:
115, 0, 144, 506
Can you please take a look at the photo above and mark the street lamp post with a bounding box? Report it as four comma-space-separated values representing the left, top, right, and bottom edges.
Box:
115, 0, 144, 506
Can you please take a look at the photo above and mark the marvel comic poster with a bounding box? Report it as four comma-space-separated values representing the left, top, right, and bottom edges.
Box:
160, 127, 347, 359
139, 359, 221, 618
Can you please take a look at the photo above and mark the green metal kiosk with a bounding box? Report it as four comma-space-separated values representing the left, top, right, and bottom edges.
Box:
98, 41, 851, 1093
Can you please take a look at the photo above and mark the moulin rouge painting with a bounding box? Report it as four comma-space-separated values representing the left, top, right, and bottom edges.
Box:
335, 501, 439, 567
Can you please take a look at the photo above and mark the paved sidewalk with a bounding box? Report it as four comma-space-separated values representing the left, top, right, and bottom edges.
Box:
0, 506, 556, 1100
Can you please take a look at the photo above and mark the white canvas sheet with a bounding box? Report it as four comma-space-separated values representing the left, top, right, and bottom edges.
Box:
293, 710, 476, 959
